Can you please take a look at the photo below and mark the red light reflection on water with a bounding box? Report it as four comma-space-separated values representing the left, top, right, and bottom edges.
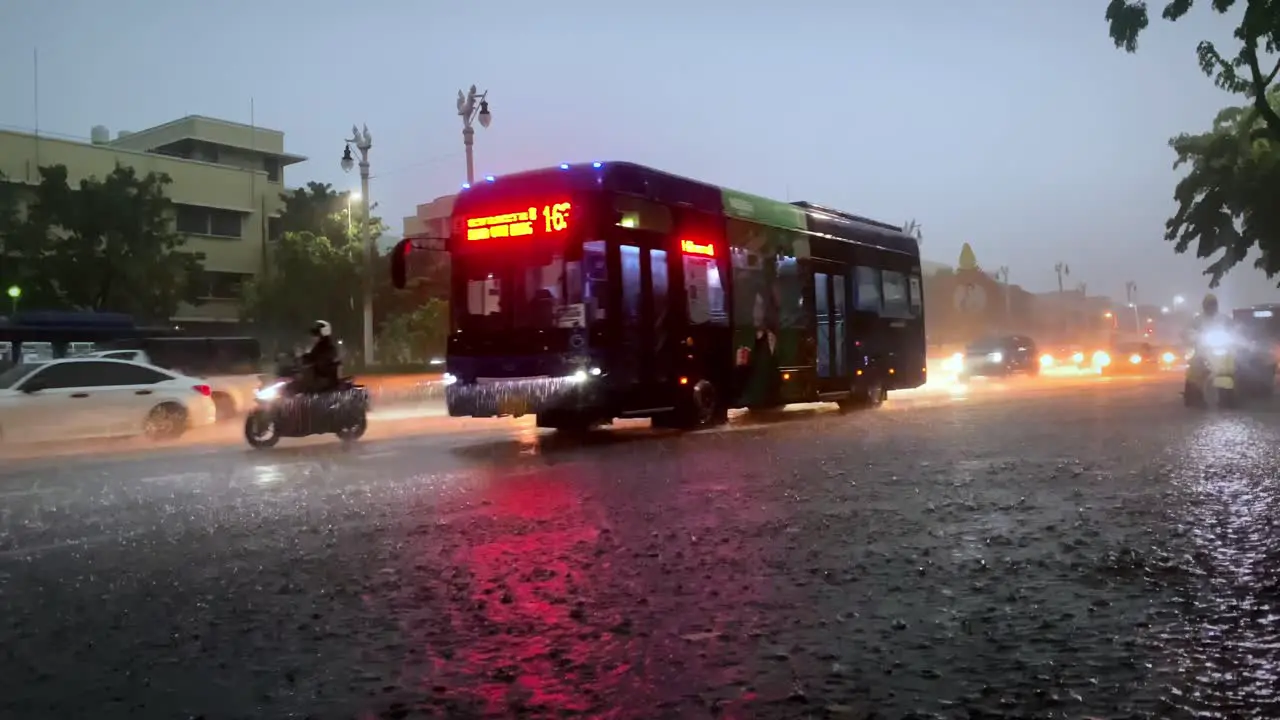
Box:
384, 446, 782, 716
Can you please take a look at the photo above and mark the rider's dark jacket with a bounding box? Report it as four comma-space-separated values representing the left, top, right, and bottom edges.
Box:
301, 336, 341, 390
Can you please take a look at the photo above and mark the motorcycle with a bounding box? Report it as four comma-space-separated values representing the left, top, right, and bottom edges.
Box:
1184, 327, 1237, 408
244, 359, 369, 448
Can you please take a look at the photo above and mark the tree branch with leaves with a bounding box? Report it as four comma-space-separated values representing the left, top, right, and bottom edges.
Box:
1164, 88, 1280, 285
1106, 0, 1280, 140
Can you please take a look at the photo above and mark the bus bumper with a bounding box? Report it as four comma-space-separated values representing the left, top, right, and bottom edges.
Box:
446, 375, 599, 418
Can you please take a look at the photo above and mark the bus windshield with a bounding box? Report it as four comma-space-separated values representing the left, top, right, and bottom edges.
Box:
454, 242, 607, 333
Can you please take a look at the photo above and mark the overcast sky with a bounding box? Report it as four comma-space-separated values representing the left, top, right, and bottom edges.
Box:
2, 0, 1275, 307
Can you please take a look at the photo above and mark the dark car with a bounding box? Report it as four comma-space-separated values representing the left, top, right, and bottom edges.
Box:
960, 335, 1039, 379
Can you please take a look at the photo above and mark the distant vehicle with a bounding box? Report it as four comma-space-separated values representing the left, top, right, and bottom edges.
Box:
392, 161, 926, 431
960, 335, 1039, 379
90, 336, 263, 420
1230, 305, 1279, 396
1100, 341, 1167, 375
0, 358, 217, 444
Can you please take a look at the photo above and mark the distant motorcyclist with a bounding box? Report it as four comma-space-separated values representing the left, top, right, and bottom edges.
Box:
1190, 293, 1229, 333
300, 320, 341, 393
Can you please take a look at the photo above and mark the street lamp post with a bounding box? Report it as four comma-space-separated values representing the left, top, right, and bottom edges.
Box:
995, 266, 1011, 328
5, 285, 20, 316
341, 125, 375, 366
346, 191, 361, 235
1125, 281, 1139, 333
456, 85, 492, 186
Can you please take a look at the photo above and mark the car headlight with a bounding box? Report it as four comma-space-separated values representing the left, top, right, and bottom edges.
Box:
1093, 350, 1111, 367
1129, 353, 1142, 364
1040, 353, 1055, 368
987, 351, 1003, 362
1161, 351, 1176, 364
254, 381, 285, 401
1071, 351, 1085, 364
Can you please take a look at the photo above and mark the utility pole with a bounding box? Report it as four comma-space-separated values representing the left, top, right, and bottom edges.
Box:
1125, 281, 1139, 333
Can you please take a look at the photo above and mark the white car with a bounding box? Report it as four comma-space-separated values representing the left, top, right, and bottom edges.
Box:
86, 349, 260, 421
0, 358, 218, 444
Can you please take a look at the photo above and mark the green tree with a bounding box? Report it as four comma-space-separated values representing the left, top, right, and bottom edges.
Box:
279, 181, 355, 242
242, 230, 362, 349
1164, 88, 1280, 285
3, 164, 203, 320
376, 298, 449, 364
1106, 0, 1280, 140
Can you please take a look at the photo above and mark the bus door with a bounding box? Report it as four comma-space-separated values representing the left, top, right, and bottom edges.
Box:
612, 238, 672, 393
812, 266, 849, 382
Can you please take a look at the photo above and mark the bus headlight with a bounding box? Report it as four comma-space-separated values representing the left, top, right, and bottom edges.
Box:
1040, 353, 1054, 368
442, 372, 458, 386
1129, 353, 1142, 364
1092, 350, 1111, 367
987, 351, 1003, 363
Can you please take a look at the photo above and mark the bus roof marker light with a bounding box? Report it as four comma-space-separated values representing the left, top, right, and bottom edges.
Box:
484, 175, 495, 182
592, 162, 602, 168
559, 163, 570, 170
461, 182, 471, 190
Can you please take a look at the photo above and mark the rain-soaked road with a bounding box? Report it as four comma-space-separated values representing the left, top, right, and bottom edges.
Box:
3, 372, 1280, 719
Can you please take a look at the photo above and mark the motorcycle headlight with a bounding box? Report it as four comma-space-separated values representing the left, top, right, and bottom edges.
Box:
1093, 350, 1111, 367
987, 351, 1003, 362
1039, 353, 1055, 368
1072, 351, 1085, 364
1202, 328, 1234, 350
254, 381, 285, 401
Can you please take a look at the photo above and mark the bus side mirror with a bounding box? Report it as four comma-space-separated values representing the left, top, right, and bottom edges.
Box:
390, 239, 409, 289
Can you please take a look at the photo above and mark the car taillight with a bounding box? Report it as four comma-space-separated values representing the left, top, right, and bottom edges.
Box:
193, 384, 211, 396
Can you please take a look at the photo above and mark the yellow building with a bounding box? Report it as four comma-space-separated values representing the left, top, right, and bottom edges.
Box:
0, 115, 306, 326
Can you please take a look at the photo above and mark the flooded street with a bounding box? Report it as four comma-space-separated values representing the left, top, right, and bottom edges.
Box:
3, 374, 1280, 718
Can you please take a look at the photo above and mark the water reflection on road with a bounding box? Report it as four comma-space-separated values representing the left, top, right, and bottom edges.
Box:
1162, 414, 1280, 718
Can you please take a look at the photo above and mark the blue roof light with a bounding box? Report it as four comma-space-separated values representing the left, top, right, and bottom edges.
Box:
461, 182, 471, 190
591, 161, 603, 168
559, 163, 570, 170
484, 175, 495, 182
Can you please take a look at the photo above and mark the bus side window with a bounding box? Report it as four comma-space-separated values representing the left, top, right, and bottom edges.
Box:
683, 255, 726, 326
882, 270, 911, 318
908, 274, 923, 317
855, 266, 882, 314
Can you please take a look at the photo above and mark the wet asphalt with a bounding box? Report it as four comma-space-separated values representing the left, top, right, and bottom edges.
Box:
3, 372, 1280, 719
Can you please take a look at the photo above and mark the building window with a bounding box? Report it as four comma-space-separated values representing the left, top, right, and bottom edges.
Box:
174, 204, 245, 239
263, 157, 281, 183
267, 216, 282, 241
200, 271, 250, 300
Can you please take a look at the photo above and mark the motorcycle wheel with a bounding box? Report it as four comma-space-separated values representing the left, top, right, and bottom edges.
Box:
1183, 379, 1205, 408
336, 413, 367, 441
244, 411, 281, 448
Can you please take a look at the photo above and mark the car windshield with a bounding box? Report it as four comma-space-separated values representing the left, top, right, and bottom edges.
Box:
966, 337, 1007, 353
0, 362, 44, 389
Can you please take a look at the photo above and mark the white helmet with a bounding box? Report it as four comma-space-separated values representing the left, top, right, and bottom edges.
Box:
311, 320, 332, 338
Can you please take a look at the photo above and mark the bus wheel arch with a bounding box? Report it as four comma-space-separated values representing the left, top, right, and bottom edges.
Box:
661, 378, 725, 429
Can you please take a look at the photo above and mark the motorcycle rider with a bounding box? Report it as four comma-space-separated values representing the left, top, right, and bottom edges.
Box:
300, 320, 341, 393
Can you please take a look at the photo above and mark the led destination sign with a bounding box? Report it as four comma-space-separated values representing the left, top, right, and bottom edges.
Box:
464, 201, 573, 241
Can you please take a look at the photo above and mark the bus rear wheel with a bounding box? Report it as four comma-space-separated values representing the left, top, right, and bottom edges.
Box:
657, 379, 724, 430
838, 378, 885, 411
